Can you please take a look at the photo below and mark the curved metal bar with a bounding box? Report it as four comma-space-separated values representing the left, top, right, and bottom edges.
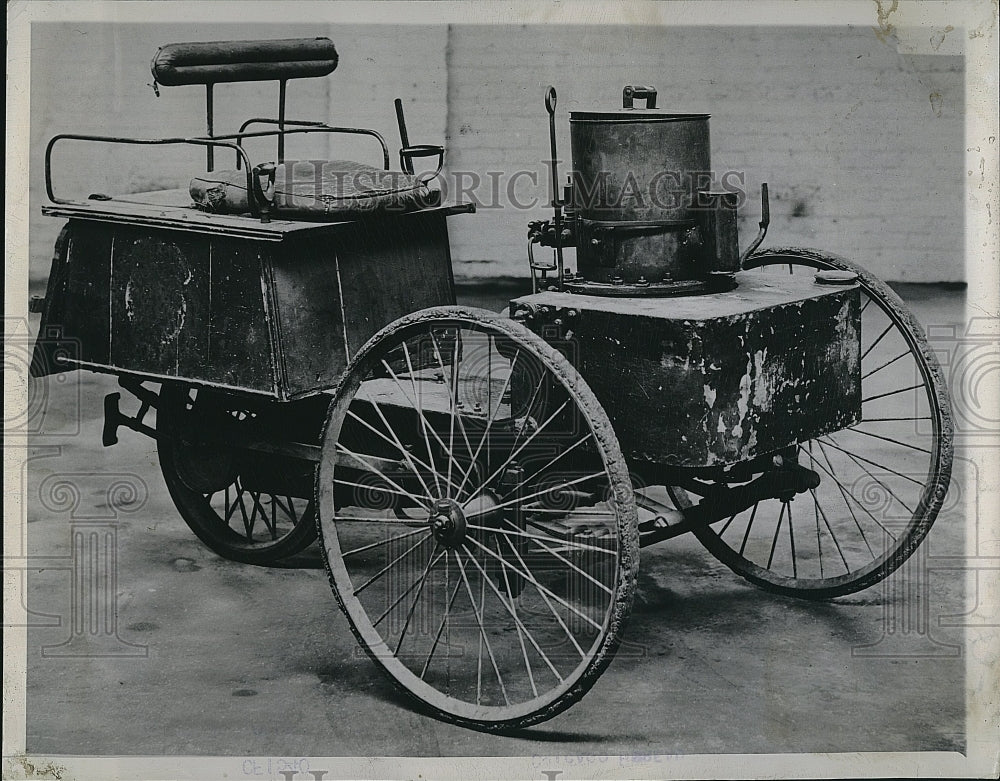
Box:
45, 133, 258, 213
228, 120, 391, 170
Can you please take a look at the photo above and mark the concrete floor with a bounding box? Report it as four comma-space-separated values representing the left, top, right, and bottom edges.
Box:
21, 283, 967, 758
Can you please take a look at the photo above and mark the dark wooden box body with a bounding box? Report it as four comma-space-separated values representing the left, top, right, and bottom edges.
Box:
33, 200, 459, 399
512, 272, 861, 467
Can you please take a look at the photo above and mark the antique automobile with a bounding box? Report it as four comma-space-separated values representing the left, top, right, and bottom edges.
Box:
30, 38, 952, 732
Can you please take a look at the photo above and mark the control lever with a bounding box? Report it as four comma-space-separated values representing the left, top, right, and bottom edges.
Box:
739, 182, 770, 266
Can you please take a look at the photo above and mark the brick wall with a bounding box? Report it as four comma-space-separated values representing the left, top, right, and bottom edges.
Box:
28, 23, 963, 285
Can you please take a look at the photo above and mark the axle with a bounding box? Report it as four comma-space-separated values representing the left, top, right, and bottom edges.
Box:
638, 460, 820, 547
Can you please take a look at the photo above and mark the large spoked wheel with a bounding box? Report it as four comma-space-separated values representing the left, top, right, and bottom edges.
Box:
316, 306, 638, 732
158, 383, 319, 565
688, 248, 953, 599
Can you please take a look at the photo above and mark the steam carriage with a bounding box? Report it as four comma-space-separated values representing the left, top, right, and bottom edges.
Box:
30, 38, 952, 732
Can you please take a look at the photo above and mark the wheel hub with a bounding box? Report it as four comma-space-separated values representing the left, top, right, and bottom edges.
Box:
428, 499, 468, 548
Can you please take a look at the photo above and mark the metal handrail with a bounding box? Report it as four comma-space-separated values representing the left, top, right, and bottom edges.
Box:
44, 133, 259, 214
232, 118, 391, 170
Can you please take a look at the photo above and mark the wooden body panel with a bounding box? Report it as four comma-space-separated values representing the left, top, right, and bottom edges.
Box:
512, 272, 861, 467
33, 206, 458, 398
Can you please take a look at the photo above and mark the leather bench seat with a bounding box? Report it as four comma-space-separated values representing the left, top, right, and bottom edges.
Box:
190, 159, 440, 219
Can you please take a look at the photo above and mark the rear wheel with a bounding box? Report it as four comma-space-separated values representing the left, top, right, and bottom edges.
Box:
316, 306, 639, 732
689, 248, 953, 599
157, 384, 319, 565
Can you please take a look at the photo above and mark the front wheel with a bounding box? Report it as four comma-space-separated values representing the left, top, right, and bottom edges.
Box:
689, 248, 953, 599
316, 306, 639, 732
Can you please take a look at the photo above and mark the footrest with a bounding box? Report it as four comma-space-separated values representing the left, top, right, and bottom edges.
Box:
102, 392, 122, 447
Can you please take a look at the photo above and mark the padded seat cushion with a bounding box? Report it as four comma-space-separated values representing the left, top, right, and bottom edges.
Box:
190, 159, 440, 219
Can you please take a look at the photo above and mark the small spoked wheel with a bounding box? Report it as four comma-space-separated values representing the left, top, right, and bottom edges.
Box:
686, 248, 953, 599
157, 384, 319, 565
316, 306, 638, 732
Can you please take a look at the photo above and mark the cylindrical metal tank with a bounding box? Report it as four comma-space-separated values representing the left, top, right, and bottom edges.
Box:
569, 87, 711, 284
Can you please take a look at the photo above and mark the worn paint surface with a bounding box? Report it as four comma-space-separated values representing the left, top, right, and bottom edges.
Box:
513, 272, 861, 467
33, 211, 459, 398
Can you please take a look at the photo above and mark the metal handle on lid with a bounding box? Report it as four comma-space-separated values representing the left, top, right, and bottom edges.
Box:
623, 85, 657, 109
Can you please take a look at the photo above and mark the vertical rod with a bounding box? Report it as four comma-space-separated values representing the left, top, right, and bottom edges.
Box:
205, 83, 214, 171
277, 79, 287, 163
394, 98, 412, 173
544, 87, 564, 287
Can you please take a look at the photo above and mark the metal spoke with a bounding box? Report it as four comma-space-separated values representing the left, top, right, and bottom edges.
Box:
823, 437, 916, 516
397, 342, 444, 497
861, 322, 894, 362
244, 490, 262, 539
494, 433, 595, 504
461, 540, 563, 685
799, 444, 898, 541
484, 522, 618, 555
399, 343, 466, 493
809, 440, 896, 540
465, 535, 604, 632
234, 481, 252, 537
844, 425, 934, 456
333, 515, 430, 525
811, 442, 875, 558
813, 471, 824, 577
224, 483, 242, 524
393, 543, 443, 654
863, 383, 925, 405
373, 548, 445, 628
719, 512, 738, 537
787, 500, 797, 578
476, 539, 486, 703
429, 330, 476, 467
465, 471, 607, 521
346, 407, 461, 497
453, 351, 522, 500
332, 446, 434, 511
419, 575, 463, 680
862, 350, 909, 380
812, 487, 851, 572
501, 518, 614, 595
502, 535, 586, 659
342, 526, 430, 558
493, 536, 538, 696
817, 436, 923, 488
767, 501, 786, 569
739, 502, 759, 556
462, 397, 571, 504
271, 494, 299, 522
860, 295, 873, 315
351, 534, 431, 597
453, 550, 510, 706
862, 415, 932, 422
335, 441, 436, 507
347, 406, 439, 500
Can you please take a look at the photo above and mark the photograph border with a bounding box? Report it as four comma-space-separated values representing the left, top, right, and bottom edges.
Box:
5, 2, 998, 779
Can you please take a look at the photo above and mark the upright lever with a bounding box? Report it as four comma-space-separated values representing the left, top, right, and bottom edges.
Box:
394, 98, 412, 173
544, 86, 565, 284
740, 183, 770, 266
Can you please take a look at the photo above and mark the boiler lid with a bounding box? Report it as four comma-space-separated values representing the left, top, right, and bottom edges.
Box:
569, 110, 710, 124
